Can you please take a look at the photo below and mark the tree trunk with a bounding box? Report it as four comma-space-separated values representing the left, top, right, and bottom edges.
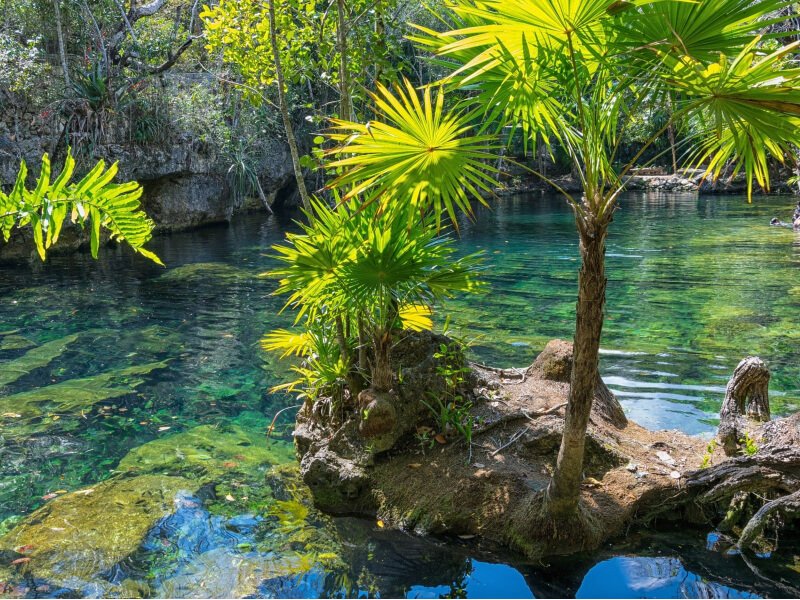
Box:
719, 356, 770, 456
53, 0, 70, 88
267, 0, 311, 211
336, 0, 352, 120
545, 214, 609, 517
371, 331, 392, 392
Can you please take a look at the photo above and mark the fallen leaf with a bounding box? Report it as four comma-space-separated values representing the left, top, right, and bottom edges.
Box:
42, 493, 58, 500
376, 520, 384, 528
655, 450, 676, 466
1, 413, 21, 418
670, 471, 681, 479
225, 494, 235, 502
221, 461, 238, 468
157, 426, 171, 432
53, 490, 68, 494
75, 488, 95, 496
49, 527, 65, 532
583, 477, 603, 487
13, 545, 33, 554
10, 558, 31, 566
434, 434, 447, 444
51, 415, 60, 421
458, 534, 476, 540
473, 463, 486, 469
407, 463, 422, 469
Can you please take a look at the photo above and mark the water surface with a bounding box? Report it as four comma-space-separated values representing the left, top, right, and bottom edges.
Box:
1, 192, 799, 598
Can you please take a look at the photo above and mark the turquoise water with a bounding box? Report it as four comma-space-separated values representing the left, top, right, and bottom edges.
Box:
0, 192, 799, 597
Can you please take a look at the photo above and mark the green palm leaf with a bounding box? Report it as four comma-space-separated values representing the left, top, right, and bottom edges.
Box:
326, 79, 499, 227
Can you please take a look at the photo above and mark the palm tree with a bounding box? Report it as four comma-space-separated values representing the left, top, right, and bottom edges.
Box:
265, 198, 485, 402
325, 0, 800, 521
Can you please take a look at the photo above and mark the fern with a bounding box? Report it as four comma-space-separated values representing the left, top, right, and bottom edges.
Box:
0, 148, 161, 264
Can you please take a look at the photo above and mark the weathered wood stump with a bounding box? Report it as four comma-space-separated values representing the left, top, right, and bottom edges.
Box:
718, 357, 770, 456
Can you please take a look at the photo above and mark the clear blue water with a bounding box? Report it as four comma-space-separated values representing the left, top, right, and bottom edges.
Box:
1, 192, 799, 598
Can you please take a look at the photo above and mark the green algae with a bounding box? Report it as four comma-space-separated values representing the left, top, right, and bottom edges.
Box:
0, 335, 36, 351
0, 333, 79, 387
0, 361, 170, 421
0, 475, 196, 588
116, 419, 294, 482
156, 262, 257, 285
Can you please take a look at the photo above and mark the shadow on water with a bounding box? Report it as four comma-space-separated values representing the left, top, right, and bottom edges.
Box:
1, 193, 800, 597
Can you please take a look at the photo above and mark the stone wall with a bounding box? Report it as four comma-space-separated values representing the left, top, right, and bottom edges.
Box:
0, 97, 298, 236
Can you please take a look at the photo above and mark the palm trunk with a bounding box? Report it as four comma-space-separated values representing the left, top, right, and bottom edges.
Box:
545, 213, 608, 517
53, 0, 70, 88
267, 0, 310, 211
372, 331, 392, 392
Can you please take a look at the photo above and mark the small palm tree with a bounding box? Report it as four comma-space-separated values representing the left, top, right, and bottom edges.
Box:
1, 149, 161, 264
325, 0, 800, 520
264, 198, 484, 402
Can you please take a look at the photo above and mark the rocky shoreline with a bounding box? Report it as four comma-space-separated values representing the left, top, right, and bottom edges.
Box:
293, 334, 800, 567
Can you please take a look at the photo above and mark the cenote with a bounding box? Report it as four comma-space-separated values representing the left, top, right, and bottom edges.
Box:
1, 192, 799, 598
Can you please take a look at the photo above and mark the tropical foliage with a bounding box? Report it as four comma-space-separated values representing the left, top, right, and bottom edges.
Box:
262, 198, 484, 401
0, 149, 161, 264
324, 0, 800, 517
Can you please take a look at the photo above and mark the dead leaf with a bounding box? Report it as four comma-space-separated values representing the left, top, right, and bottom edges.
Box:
376, 520, 384, 528
157, 426, 171, 432
407, 463, 422, 469
583, 477, 603, 488
434, 434, 447, 444
75, 489, 95, 496
221, 461, 238, 468
10, 558, 31, 566
225, 494, 235, 502
458, 534, 476, 540
53, 490, 68, 495
42, 493, 58, 501
1, 413, 21, 419
13, 545, 33, 554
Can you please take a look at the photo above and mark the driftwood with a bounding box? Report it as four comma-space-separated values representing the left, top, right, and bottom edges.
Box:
718, 356, 771, 456
674, 357, 800, 554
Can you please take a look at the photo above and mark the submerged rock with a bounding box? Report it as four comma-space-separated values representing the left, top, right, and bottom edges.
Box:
0, 475, 196, 590
116, 420, 295, 483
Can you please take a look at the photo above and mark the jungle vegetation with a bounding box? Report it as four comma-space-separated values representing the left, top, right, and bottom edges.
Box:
3, 0, 800, 529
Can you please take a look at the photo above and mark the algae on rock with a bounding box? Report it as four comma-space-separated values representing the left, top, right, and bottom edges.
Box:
0, 360, 170, 421
155, 262, 257, 285
0, 475, 197, 589
0, 333, 79, 387
116, 419, 294, 482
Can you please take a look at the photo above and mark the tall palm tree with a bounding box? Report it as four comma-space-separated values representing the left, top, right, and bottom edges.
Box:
325, 0, 800, 521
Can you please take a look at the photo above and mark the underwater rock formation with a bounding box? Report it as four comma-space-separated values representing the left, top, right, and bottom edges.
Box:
0, 475, 197, 591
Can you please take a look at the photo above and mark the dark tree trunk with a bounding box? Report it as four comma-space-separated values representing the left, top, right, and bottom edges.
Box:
545, 214, 609, 517
719, 356, 770, 456
372, 331, 392, 393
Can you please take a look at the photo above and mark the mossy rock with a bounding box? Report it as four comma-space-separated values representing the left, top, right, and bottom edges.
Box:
0, 333, 79, 387
0, 335, 36, 351
155, 262, 256, 285
0, 360, 169, 421
0, 475, 196, 589
116, 421, 295, 483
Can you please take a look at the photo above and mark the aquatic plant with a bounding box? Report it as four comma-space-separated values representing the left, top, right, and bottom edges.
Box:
0, 149, 161, 264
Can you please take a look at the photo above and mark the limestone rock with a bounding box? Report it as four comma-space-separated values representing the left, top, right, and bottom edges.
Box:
0, 475, 196, 590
